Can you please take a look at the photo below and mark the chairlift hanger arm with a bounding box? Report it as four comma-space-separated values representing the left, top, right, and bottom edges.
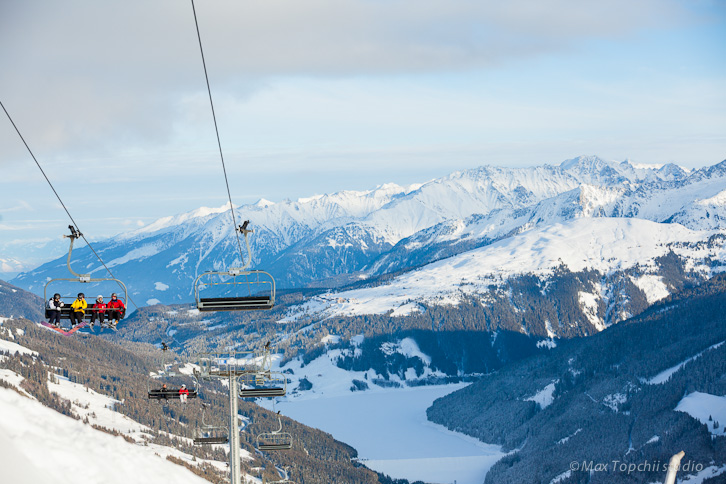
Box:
235, 220, 253, 271
61, 225, 88, 280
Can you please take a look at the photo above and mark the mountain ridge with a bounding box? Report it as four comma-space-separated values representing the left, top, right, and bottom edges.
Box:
11, 157, 726, 325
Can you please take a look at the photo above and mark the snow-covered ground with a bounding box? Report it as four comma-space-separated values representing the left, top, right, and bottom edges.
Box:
47, 373, 151, 437
282, 218, 724, 325
675, 392, 726, 437
272, 384, 504, 484
525, 380, 558, 409
0, 319, 38, 358
0, 338, 38, 357
0, 386, 215, 484
0, 333, 256, 484
675, 465, 726, 483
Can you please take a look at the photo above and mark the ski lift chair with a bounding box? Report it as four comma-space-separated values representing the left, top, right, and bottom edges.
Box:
44, 226, 128, 323
147, 379, 198, 400
148, 345, 199, 400
193, 221, 275, 312
256, 413, 292, 451
193, 403, 229, 445
239, 371, 287, 398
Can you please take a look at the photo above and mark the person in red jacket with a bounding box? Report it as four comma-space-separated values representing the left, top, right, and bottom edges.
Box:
179, 384, 189, 404
90, 295, 106, 328
106, 293, 125, 328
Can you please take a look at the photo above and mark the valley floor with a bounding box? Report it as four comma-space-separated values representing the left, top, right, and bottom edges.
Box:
268, 384, 505, 484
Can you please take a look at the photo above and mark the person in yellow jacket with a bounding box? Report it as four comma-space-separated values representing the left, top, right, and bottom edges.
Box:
70, 292, 87, 328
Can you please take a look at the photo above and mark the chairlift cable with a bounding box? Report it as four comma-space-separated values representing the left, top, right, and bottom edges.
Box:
1, 100, 139, 311
189, 0, 246, 263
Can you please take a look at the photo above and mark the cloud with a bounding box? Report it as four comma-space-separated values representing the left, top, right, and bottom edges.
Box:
0, 201, 34, 213
121, 219, 146, 227
0, 0, 694, 162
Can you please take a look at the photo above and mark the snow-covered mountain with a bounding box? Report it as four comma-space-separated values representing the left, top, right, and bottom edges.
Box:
283, 217, 725, 332
11, 157, 726, 317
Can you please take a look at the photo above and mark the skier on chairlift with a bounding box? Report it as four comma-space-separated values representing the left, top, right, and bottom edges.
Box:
179, 384, 189, 403
107, 292, 125, 329
47, 293, 64, 328
70, 293, 86, 328
90, 295, 106, 329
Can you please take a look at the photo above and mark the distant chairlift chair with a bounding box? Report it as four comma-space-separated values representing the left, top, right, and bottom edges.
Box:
194, 221, 275, 312
147, 378, 198, 401
238, 370, 287, 398
256, 413, 293, 451
148, 344, 199, 401
194, 403, 229, 445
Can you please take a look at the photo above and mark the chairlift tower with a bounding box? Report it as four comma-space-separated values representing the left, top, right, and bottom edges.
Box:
195, 350, 273, 484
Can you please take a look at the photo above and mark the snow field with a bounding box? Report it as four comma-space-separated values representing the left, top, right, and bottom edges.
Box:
0, 338, 37, 357
525, 380, 558, 409
0, 386, 213, 484
273, 384, 504, 484
0, 368, 33, 398
675, 392, 726, 437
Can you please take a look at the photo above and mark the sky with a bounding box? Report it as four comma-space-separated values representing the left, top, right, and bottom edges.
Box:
1, 0, 725, 273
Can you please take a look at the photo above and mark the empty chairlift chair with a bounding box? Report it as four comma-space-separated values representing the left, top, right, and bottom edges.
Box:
194, 403, 228, 445
239, 371, 287, 398
256, 413, 292, 451
194, 221, 276, 312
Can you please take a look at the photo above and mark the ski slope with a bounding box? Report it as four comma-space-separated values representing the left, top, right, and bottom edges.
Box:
0, 386, 214, 484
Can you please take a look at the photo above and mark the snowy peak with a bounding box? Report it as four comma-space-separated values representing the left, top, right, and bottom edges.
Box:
559, 155, 683, 186
253, 198, 275, 208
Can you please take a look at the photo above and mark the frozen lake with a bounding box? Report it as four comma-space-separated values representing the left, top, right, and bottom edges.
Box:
272, 384, 504, 484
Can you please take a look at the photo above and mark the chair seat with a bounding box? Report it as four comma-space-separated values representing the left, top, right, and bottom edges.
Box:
197, 296, 273, 312
148, 390, 198, 400
239, 387, 286, 398
257, 443, 292, 451
194, 436, 228, 445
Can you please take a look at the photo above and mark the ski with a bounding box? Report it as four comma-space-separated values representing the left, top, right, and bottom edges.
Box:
40, 321, 87, 336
